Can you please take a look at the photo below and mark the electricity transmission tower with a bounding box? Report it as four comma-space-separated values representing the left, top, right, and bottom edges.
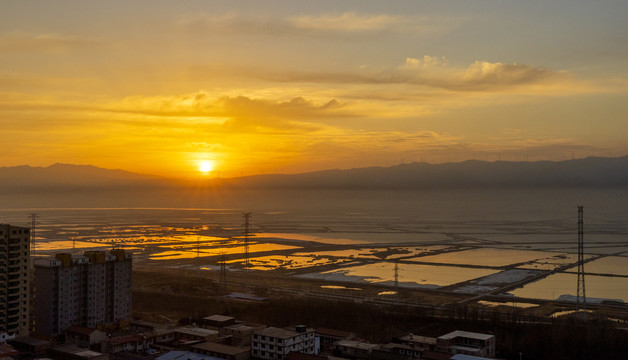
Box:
577, 205, 586, 309
242, 212, 252, 288
28, 213, 39, 254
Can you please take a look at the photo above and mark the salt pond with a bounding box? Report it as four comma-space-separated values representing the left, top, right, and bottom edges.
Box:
149, 243, 300, 260
414, 248, 566, 267
510, 273, 628, 302
298, 262, 497, 288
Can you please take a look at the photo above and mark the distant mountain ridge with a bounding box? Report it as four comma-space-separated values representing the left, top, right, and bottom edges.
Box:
227, 156, 628, 189
0, 163, 163, 189
1, 156, 628, 192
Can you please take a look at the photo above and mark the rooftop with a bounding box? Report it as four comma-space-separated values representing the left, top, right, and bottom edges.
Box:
254, 327, 302, 339
398, 334, 437, 344
11, 336, 52, 347
175, 327, 219, 338
438, 331, 494, 341
203, 315, 235, 323
334, 340, 378, 350
66, 325, 100, 336
157, 350, 224, 360
191, 342, 249, 355
53, 344, 105, 358
107, 334, 143, 345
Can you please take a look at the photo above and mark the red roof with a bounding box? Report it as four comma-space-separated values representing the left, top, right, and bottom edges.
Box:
0, 344, 18, 357
66, 326, 98, 336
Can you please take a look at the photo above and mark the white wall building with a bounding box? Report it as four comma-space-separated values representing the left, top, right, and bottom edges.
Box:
251, 326, 317, 360
437, 330, 496, 358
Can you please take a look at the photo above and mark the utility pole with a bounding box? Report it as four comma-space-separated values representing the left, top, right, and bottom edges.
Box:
28, 213, 39, 254
394, 260, 400, 304
219, 252, 227, 285
577, 206, 586, 310
242, 212, 252, 288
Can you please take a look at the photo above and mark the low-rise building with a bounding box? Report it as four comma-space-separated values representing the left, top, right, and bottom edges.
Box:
371, 343, 421, 360
9, 336, 52, 357
104, 334, 149, 354
396, 333, 437, 351
202, 315, 237, 330
145, 328, 176, 345
65, 326, 107, 349
251, 326, 317, 360
437, 331, 495, 359
0, 344, 19, 359
175, 327, 219, 343
331, 340, 378, 360
221, 323, 265, 346
190, 341, 250, 360
51, 344, 108, 360
315, 328, 355, 350
130, 320, 170, 333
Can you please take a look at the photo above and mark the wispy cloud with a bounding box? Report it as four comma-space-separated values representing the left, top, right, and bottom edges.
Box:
251, 56, 568, 93
111, 93, 349, 132
176, 12, 458, 37
0, 32, 102, 53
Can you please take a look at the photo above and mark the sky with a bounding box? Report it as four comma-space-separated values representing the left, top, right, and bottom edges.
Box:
1, 0, 627, 178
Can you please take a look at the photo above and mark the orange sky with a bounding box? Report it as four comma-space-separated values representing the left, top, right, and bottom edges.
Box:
1, 1, 627, 178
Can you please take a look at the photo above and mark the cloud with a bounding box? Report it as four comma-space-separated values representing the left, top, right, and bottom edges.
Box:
176, 12, 456, 37
250, 56, 569, 93
0, 90, 352, 135
0, 32, 102, 53
110, 93, 349, 132
287, 12, 428, 32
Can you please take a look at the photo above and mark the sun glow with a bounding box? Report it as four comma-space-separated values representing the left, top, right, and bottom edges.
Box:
198, 160, 215, 173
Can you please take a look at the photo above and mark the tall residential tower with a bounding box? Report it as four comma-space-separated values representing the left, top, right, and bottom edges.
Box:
33, 249, 132, 336
0, 224, 30, 340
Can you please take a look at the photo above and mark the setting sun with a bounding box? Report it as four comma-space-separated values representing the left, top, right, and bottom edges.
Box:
198, 160, 215, 174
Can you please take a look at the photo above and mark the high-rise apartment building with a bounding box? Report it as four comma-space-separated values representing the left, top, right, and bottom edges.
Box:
33, 249, 132, 336
0, 224, 30, 340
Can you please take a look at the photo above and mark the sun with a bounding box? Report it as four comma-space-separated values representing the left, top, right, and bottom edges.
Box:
198, 160, 215, 174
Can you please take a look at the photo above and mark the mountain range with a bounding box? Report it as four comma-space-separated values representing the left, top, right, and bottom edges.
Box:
2, 156, 628, 192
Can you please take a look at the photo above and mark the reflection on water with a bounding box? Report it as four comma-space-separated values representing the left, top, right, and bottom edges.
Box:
149, 243, 300, 260
378, 291, 398, 296
321, 285, 362, 291
295, 249, 380, 259
255, 233, 364, 245
35, 240, 112, 251
299, 262, 497, 288
550, 309, 593, 318
510, 273, 628, 302
237, 255, 340, 270
416, 248, 576, 268
581, 256, 628, 276
477, 300, 538, 308
0, 205, 625, 304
